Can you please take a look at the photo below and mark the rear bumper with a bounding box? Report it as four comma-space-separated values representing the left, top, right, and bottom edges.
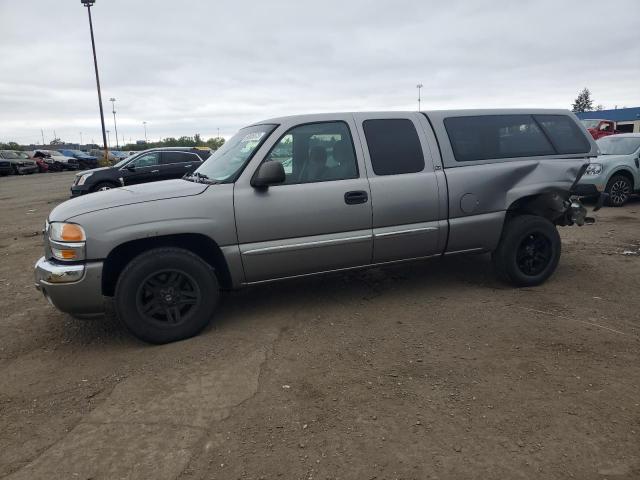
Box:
34, 257, 105, 317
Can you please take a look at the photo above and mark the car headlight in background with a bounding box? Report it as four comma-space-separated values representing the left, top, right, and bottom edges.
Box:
585, 163, 603, 176
77, 172, 93, 185
48, 222, 86, 261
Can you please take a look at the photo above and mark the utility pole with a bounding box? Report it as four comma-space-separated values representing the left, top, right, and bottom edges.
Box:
109, 97, 119, 148
82, 0, 109, 163
106, 130, 111, 148
416, 84, 423, 112
143, 121, 148, 143
80, 132, 83, 147
41, 129, 45, 146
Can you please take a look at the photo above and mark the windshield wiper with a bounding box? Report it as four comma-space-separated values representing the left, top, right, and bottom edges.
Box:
183, 172, 219, 184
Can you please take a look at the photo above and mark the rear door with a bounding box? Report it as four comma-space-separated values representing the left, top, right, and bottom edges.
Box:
159, 151, 202, 180
234, 117, 373, 283
354, 113, 444, 263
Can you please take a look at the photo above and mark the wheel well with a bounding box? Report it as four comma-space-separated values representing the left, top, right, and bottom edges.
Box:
609, 170, 634, 189
101, 234, 232, 296
93, 180, 120, 189
506, 193, 566, 223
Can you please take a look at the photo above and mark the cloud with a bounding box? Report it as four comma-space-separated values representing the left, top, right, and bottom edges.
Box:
0, 0, 638, 144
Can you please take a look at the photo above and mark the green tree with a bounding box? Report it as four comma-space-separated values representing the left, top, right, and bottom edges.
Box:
572, 88, 594, 113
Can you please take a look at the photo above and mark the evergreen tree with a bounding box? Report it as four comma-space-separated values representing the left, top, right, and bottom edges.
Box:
572, 88, 594, 113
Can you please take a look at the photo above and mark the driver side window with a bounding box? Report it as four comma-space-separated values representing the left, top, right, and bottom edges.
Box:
264, 121, 358, 185
131, 152, 159, 168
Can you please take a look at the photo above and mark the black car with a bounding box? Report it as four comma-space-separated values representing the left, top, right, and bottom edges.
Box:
70, 147, 212, 196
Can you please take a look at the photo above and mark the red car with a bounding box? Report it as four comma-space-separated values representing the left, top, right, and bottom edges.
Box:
20, 151, 49, 172
580, 119, 619, 140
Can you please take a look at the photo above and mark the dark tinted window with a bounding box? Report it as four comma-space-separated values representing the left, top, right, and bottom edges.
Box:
444, 115, 555, 162
534, 115, 591, 154
363, 119, 425, 175
264, 121, 358, 184
131, 152, 159, 167
194, 150, 211, 160
161, 151, 195, 164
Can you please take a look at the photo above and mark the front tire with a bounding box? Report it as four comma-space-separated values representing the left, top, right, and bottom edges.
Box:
92, 181, 118, 192
114, 248, 219, 344
605, 175, 632, 207
492, 215, 561, 287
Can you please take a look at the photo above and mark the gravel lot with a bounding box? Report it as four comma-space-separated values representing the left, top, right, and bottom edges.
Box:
1, 171, 639, 479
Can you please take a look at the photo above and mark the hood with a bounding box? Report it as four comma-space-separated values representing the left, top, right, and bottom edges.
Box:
74, 166, 112, 177
51, 154, 75, 162
49, 179, 209, 221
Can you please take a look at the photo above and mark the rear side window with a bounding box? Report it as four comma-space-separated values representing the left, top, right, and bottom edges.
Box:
161, 152, 194, 164
534, 115, 591, 154
363, 119, 425, 175
444, 115, 555, 162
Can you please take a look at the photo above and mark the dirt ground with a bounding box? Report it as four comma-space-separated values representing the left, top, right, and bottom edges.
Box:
0, 171, 639, 480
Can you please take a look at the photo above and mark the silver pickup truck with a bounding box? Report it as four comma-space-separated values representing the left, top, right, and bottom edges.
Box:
35, 109, 599, 343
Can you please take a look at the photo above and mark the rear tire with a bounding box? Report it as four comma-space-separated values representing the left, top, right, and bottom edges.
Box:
492, 215, 561, 287
605, 174, 632, 207
114, 248, 219, 344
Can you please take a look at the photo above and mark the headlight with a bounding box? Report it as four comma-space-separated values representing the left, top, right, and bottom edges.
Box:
48, 222, 86, 261
77, 172, 93, 185
585, 163, 603, 176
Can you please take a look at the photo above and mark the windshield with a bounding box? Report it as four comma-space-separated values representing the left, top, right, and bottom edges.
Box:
0, 150, 19, 159
193, 124, 277, 182
15, 151, 30, 159
597, 136, 640, 155
580, 119, 601, 129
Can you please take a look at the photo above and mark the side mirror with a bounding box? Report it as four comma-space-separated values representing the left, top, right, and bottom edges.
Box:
251, 161, 285, 188
126, 164, 136, 172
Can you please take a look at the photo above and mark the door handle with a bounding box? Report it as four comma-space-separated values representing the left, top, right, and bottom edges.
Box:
151, 169, 159, 173
184, 165, 192, 168
344, 190, 368, 205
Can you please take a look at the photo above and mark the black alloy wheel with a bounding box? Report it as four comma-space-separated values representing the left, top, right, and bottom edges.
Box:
135, 269, 201, 327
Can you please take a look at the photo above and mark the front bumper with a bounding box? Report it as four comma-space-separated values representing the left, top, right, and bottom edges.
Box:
576, 177, 606, 194
70, 184, 91, 197
34, 257, 105, 317
16, 165, 39, 174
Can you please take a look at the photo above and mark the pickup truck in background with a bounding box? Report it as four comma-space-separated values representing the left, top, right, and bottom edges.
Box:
580, 119, 620, 140
35, 109, 599, 344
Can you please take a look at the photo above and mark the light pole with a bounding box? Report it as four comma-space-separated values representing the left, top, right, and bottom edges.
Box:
416, 83, 423, 112
81, 0, 109, 163
109, 97, 119, 148
80, 132, 83, 148
143, 121, 148, 143
106, 130, 111, 147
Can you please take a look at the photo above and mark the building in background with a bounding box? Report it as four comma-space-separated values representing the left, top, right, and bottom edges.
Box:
576, 107, 640, 133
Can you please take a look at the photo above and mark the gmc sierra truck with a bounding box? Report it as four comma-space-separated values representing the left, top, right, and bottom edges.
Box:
35, 109, 600, 343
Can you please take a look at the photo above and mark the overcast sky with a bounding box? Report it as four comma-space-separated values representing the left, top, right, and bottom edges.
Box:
0, 0, 638, 145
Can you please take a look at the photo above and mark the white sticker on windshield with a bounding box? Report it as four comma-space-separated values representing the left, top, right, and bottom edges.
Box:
242, 132, 265, 142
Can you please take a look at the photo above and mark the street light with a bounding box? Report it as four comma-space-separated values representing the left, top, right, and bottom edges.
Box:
81, 0, 109, 163
109, 97, 119, 148
79, 131, 83, 148
416, 84, 423, 112
106, 130, 111, 147
143, 121, 148, 143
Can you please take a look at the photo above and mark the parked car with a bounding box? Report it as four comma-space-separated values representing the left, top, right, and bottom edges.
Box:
110, 150, 129, 162
16, 150, 48, 172
32, 150, 80, 171
0, 150, 39, 174
580, 119, 621, 140
36, 109, 599, 344
0, 157, 12, 176
89, 149, 118, 163
577, 133, 640, 207
70, 147, 212, 196
60, 149, 98, 170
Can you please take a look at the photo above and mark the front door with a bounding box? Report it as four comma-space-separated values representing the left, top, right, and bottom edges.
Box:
234, 119, 373, 283
121, 151, 161, 185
